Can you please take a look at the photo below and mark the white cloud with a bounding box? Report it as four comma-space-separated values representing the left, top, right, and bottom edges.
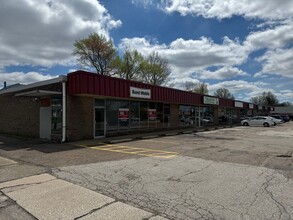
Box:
0, 0, 121, 68
200, 66, 248, 80
208, 80, 274, 101
283, 92, 293, 99
0, 71, 54, 89
162, 0, 293, 20
255, 48, 293, 78
119, 37, 248, 77
244, 21, 293, 51
131, 0, 159, 8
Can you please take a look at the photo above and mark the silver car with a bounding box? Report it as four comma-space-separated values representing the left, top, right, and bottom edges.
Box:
241, 116, 275, 127
266, 116, 283, 125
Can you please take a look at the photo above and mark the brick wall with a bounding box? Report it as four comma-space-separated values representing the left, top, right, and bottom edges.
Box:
0, 94, 40, 137
67, 96, 94, 141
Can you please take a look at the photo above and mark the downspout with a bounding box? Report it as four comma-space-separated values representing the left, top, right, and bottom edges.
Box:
61, 77, 67, 143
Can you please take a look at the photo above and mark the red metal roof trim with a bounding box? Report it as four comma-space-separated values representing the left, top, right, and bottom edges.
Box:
67, 71, 203, 105
67, 71, 259, 108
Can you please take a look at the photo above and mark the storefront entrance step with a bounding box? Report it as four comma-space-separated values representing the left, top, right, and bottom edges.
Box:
140, 135, 160, 139
164, 132, 179, 136
181, 131, 193, 134
107, 138, 134, 144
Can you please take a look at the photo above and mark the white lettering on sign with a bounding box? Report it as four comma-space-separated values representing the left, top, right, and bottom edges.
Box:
130, 87, 151, 99
234, 101, 243, 108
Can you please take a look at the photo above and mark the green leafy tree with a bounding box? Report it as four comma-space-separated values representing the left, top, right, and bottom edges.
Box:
113, 50, 144, 80
214, 88, 235, 100
250, 91, 279, 106
140, 52, 171, 85
73, 33, 117, 75
185, 82, 209, 95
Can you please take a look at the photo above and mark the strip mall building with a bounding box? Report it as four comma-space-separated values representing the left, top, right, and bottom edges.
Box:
0, 71, 272, 141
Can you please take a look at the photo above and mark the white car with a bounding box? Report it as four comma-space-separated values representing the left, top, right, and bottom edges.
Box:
266, 116, 283, 125
241, 116, 275, 127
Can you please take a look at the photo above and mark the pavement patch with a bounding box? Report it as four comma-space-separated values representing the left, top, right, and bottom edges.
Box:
1, 174, 114, 220
0, 174, 168, 220
0, 156, 17, 167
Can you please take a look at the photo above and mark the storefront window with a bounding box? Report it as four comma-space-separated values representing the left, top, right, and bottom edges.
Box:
179, 105, 196, 127
140, 102, 148, 128
106, 100, 119, 131
95, 99, 105, 107
203, 107, 214, 126
231, 109, 238, 123
163, 104, 170, 127
130, 102, 140, 129
51, 98, 62, 134
149, 102, 157, 128
218, 108, 227, 124
106, 100, 130, 131
157, 103, 164, 128
118, 101, 129, 130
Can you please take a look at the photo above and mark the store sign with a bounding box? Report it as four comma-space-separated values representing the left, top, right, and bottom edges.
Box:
148, 109, 157, 120
118, 108, 129, 120
130, 87, 151, 99
234, 101, 243, 108
249, 103, 254, 109
203, 96, 219, 105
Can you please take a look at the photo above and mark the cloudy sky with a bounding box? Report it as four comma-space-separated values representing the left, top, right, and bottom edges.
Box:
0, 0, 293, 103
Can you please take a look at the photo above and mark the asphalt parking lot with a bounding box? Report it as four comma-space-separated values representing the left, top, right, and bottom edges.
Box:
1, 122, 293, 219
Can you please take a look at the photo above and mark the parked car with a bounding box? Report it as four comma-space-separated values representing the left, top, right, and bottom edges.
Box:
241, 116, 275, 127
271, 115, 286, 122
280, 115, 290, 122
266, 116, 283, 125
181, 117, 195, 125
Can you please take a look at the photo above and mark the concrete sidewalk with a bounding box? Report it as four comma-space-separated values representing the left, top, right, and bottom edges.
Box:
0, 173, 168, 220
71, 124, 236, 146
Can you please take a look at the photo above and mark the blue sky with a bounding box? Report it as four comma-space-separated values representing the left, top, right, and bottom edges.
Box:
0, 0, 293, 103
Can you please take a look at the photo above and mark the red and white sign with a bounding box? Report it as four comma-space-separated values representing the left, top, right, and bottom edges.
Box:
118, 108, 129, 120
148, 109, 157, 120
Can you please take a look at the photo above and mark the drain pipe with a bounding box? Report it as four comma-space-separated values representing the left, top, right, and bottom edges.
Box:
61, 76, 67, 143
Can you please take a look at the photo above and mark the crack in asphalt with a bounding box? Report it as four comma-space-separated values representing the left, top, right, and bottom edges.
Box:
53, 156, 293, 220
74, 201, 116, 220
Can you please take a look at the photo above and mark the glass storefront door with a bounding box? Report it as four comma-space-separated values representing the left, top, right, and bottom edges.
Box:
95, 108, 105, 137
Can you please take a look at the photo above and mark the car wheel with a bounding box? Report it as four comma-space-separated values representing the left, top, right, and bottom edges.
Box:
243, 122, 249, 126
263, 122, 269, 127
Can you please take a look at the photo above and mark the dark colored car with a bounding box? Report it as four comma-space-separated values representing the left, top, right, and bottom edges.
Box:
280, 115, 290, 122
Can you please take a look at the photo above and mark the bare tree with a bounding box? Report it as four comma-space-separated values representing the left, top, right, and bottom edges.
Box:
73, 33, 117, 75
140, 52, 171, 85
214, 88, 235, 100
250, 91, 279, 106
185, 82, 209, 95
